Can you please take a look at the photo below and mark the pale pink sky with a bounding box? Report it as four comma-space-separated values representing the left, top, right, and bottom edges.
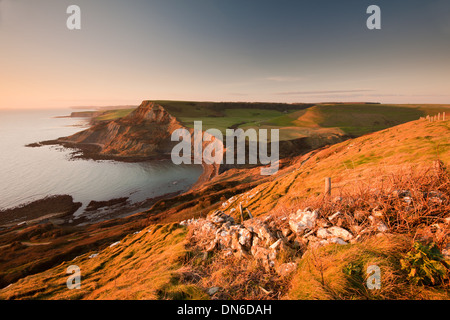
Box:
1, 0, 450, 109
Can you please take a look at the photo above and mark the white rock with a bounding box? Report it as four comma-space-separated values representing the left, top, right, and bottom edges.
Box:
377, 222, 389, 232
289, 209, 318, 235
109, 241, 120, 248
207, 287, 220, 295
238, 228, 252, 248
89, 253, 99, 259
328, 237, 348, 245
269, 239, 282, 250
317, 228, 332, 239
328, 211, 342, 222
403, 197, 412, 205
369, 215, 389, 232
317, 226, 353, 241
276, 262, 298, 277
328, 226, 353, 241
442, 244, 450, 260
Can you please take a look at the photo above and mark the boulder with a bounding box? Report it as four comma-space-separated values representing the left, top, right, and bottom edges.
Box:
289, 208, 318, 235
276, 262, 298, 277
442, 243, 450, 260
317, 226, 353, 241
207, 210, 235, 225
207, 287, 221, 296
368, 215, 389, 232
251, 245, 273, 270
215, 226, 236, 249
238, 227, 253, 248
244, 219, 277, 246
282, 227, 292, 238
327, 237, 348, 245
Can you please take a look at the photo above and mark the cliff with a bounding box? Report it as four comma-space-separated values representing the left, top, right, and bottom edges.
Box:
58, 101, 184, 159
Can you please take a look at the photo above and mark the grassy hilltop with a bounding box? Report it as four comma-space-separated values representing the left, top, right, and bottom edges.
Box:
91, 101, 450, 140
1, 105, 449, 300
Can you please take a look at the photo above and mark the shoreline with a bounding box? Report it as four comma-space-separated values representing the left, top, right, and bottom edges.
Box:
12, 106, 219, 229
0, 190, 186, 229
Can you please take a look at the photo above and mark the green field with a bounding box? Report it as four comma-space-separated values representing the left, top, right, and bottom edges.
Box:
94, 108, 136, 121
92, 101, 450, 140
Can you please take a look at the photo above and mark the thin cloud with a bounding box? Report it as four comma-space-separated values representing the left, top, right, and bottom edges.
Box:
276, 89, 375, 95
265, 76, 305, 83
227, 92, 249, 97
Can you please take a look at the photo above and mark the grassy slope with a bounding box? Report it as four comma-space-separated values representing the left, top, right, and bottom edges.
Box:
265, 104, 450, 136
217, 117, 450, 221
93, 108, 136, 121
90, 101, 450, 142
0, 223, 207, 300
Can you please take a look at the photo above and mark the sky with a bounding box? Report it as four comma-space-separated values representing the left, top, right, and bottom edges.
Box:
0, 0, 450, 109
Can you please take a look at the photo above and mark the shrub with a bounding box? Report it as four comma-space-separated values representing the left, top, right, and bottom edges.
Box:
400, 241, 449, 286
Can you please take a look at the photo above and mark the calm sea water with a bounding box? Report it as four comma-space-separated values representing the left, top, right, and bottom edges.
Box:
0, 109, 202, 213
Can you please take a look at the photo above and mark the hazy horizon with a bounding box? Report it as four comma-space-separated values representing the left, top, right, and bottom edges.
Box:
1, 0, 450, 109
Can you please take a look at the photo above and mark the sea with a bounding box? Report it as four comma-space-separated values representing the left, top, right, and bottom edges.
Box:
0, 108, 202, 215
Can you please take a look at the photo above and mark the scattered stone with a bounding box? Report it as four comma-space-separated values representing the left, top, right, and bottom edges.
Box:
372, 207, 384, 218
289, 208, 318, 235
328, 237, 348, 245
89, 253, 99, 259
369, 215, 389, 232
269, 239, 282, 250
207, 210, 235, 225
206, 239, 218, 252
276, 262, 298, 277
252, 246, 272, 270
317, 226, 353, 241
281, 228, 292, 238
317, 228, 331, 239
442, 244, 450, 260
328, 211, 342, 223
350, 224, 363, 235
392, 190, 411, 198
354, 210, 367, 222
207, 287, 220, 296
403, 197, 413, 205
238, 227, 253, 248
109, 241, 120, 248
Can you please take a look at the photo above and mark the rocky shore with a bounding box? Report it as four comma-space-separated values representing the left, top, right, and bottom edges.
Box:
0, 195, 81, 228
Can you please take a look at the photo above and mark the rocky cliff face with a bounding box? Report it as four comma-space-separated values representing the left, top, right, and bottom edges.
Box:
58, 101, 184, 159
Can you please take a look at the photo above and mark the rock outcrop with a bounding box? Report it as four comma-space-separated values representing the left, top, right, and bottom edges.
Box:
57, 101, 184, 159
184, 196, 405, 275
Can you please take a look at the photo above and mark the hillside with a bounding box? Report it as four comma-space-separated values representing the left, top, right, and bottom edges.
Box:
2, 116, 449, 300
87, 101, 450, 142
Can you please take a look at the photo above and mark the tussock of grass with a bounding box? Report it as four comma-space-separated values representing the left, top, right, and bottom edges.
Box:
287, 235, 406, 299
287, 234, 449, 300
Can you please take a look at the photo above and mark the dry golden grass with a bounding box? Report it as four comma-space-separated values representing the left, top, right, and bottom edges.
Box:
219, 118, 450, 220
0, 223, 206, 300
287, 234, 449, 300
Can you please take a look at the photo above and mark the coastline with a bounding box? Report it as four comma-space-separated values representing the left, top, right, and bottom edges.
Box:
10, 107, 217, 229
